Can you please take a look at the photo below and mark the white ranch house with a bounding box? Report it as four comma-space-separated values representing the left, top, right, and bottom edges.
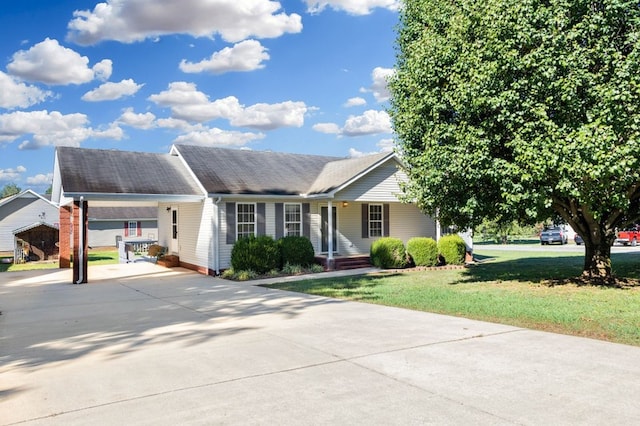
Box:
52, 145, 439, 282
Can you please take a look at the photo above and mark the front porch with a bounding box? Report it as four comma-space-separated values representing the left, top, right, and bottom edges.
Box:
315, 254, 371, 271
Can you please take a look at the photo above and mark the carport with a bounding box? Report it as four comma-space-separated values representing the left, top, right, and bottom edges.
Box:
51, 146, 204, 283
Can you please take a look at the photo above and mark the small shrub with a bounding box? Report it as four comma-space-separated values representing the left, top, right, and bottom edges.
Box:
282, 263, 304, 275
221, 268, 235, 279
437, 234, 467, 265
370, 237, 408, 269
279, 236, 315, 266
235, 270, 257, 281
406, 237, 438, 267
231, 235, 281, 274
309, 263, 325, 273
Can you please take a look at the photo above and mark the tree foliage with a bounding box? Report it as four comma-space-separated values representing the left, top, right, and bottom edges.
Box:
389, 0, 640, 282
1, 183, 21, 198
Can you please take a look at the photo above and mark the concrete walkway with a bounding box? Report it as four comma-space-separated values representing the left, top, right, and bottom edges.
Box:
1, 263, 639, 425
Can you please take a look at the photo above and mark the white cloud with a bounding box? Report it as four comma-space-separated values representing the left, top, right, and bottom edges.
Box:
305, 0, 399, 15
26, 173, 53, 185
0, 71, 52, 109
149, 82, 307, 130
117, 108, 156, 129
67, 0, 303, 45
82, 79, 143, 101
314, 110, 392, 137
92, 60, 114, 81
148, 81, 209, 106
173, 127, 265, 147
180, 40, 269, 74
361, 67, 394, 102
312, 122, 341, 134
377, 137, 395, 152
343, 110, 392, 135
230, 101, 307, 130
0, 110, 123, 150
0, 166, 26, 181
348, 147, 380, 158
171, 96, 244, 123
156, 117, 205, 132
344, 97, 366, 107
7, 38, 112, 85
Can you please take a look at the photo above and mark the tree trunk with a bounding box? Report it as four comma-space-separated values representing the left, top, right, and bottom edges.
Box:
555, 200, 617, 284
582, 239, 613, 283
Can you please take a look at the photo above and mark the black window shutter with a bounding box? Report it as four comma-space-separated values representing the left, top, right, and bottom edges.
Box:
361, 204, 369, 239
257, 203, 266, 236
383, 204, 390, 236
275, 203, 284, 239
302, 203, 310, 238
226, 203, 236, 244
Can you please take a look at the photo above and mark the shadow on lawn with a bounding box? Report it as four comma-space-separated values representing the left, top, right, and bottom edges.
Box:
266, 273, 406, 302
458, 252, 640, 286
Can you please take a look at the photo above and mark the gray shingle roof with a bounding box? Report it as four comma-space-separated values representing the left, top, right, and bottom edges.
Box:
56, 145, 397, 198
174, 145, 342, 195
88, 206, 157, 220
57, 147, 202, 196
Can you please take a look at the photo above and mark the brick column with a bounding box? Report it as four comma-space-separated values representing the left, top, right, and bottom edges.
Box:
72, 199, 89, 284
59, 205, 72, 269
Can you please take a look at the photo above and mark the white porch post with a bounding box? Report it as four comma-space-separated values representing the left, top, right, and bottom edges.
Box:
327, 199, 334, 264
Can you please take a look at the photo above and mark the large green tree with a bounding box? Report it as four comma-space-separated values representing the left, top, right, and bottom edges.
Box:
389, 0, 640, 282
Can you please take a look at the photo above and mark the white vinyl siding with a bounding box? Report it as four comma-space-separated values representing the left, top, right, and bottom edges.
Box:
88, 219, 158, 247
334, 160, 404, 202
336, 202, 437, 256
158, 199, 213, 269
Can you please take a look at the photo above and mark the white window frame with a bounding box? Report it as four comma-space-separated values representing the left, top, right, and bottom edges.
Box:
369, 204, 383, 238
236, 203, 256, 240
284, 203, 302, 237
128, 220, 138, 237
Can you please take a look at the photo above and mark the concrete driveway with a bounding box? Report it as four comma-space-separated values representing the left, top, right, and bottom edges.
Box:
2, 263, 639, 425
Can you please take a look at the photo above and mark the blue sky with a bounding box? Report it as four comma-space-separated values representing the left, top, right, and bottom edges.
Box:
0, 0, 399, 194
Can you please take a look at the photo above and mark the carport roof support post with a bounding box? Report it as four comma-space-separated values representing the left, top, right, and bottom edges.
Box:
72, 199, 88, 284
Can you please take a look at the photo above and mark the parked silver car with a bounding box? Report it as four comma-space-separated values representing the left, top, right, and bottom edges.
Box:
540, 227, 568, 245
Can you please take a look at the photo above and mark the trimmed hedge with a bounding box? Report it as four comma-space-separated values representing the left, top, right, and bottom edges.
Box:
279, 236, 315, 266
231, 235, 281, 274
406, 237, 438, 267
370, 237, 408, 269
437, 234, 467, 265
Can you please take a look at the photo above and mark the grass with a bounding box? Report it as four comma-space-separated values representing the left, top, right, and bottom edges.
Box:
264, 249, 640, 347
0, 249, 119, 272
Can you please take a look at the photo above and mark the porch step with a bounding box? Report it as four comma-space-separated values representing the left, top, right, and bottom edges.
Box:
334, 256, 371, 271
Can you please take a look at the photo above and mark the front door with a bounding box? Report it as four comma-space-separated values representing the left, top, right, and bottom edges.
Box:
170, 208, 178, 254
321, 206, 337, 253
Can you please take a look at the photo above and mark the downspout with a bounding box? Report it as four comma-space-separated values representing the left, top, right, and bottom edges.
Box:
75, 196, 84, 284
214, 197, 222, 275
327, 199, 333, 268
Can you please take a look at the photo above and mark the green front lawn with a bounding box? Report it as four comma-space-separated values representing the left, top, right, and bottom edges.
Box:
0, 249, 119, 272
264, 249, 640, 347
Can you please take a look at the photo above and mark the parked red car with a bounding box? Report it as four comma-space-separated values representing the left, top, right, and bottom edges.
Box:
615, 225, 640, 246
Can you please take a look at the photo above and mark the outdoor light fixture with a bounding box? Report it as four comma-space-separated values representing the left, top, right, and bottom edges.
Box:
342, 201, 349, 208
166, 206, 171, 212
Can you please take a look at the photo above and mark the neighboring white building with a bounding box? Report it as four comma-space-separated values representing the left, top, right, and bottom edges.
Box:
0, 189, 59, 254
